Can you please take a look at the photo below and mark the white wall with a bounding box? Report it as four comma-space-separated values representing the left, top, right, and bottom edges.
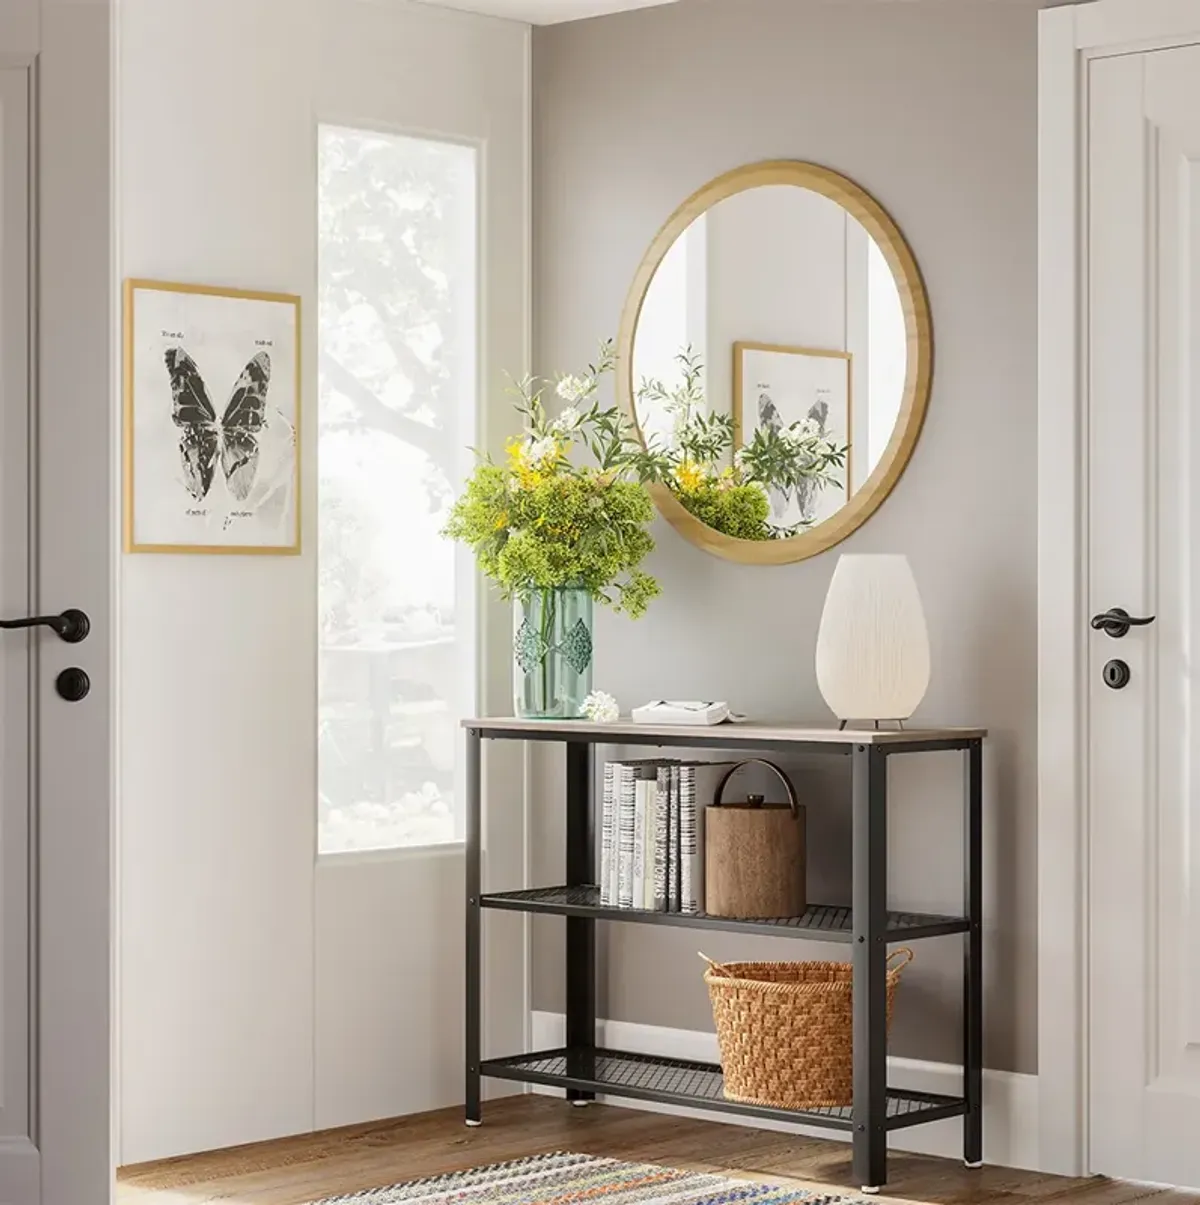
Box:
707, 185, 849, 417
117, 0, 529, 1164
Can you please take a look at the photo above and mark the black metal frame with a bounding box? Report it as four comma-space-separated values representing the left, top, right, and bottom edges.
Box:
463, 724, 984, 1191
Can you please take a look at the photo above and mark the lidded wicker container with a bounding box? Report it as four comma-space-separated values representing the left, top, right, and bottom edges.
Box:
704, 759, 806, 920
702, 948, 913, 1110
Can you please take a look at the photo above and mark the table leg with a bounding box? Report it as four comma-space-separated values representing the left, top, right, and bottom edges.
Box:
465, 729, 482, 1125
565, 740, 596, 1100
964, 739, 984, 1166
852, 744, 888, 1192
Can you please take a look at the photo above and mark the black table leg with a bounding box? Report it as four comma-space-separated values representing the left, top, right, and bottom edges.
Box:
964, 739, 984, 1166
465, 729, 483, 1125
852, 744, 888, 1192
565, 740, 596, 1100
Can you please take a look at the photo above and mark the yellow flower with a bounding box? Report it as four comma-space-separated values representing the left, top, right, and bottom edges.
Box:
674, 460, 706, 493
494, 511, 509, 530
506, 437, 529, 469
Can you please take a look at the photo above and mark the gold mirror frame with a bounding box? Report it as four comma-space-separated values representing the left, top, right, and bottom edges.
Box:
616, 160, 933, 565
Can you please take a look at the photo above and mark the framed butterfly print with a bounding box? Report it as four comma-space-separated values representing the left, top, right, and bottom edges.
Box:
123, 279, 301, 554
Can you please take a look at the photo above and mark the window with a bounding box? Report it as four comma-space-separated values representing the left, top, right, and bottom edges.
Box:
317, 125, 477, 854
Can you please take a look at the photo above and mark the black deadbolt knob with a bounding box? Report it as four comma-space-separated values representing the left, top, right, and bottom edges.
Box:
1103, 659, 1131, 690
56, 667, 90, 702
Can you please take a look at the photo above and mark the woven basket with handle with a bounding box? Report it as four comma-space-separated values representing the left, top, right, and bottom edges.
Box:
701, 948, 914, 1110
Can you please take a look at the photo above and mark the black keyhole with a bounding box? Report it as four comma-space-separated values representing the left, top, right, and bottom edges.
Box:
1103, 659, 1131, 690
56, 667, 90, 702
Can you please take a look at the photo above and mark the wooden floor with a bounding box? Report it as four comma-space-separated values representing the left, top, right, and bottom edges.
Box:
116, 1095, 1200, 1205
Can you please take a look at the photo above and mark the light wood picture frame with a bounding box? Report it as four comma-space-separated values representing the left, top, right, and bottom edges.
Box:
616, 160, 932, 566
733, 341, 853, 529
123, 278, 302, 555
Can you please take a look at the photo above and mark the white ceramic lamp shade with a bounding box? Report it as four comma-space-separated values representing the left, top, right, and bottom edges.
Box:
815, 554, 931, 722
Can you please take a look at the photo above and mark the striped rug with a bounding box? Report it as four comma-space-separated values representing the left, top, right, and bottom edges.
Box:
313, 1152, 868, 1205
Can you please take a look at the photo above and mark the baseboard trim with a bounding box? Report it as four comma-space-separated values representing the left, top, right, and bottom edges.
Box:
530, 1011, 1039, 1172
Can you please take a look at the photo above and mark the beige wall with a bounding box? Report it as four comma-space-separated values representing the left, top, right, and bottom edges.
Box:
530, 0, 1039, 1074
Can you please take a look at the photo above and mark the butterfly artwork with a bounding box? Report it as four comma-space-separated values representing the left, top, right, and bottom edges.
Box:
166, 348, 272, 503
124, 280, 300, 554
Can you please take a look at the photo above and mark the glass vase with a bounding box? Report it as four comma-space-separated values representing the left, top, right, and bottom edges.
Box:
513, 587, 593, 719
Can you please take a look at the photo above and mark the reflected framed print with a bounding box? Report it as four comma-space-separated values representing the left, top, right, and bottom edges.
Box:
733, 341, 852, 529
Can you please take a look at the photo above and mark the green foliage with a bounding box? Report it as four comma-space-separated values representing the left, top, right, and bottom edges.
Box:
738, 421, 848, 495
446, 336, 852, 587
443, 344, 661, 617
635, 348, 848, 542
675, 480, 773, 541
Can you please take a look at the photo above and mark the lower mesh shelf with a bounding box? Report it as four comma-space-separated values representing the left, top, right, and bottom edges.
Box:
480, 1046, 966, 1131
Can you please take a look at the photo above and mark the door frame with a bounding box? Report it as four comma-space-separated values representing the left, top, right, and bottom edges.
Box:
1037, 0, 1200, 1179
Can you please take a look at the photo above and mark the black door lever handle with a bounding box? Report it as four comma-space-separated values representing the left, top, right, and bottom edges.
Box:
0, 608, 90, 643
1091, 607, 1156, 639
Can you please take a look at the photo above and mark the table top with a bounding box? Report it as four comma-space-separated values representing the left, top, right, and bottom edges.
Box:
461, 717, 986, 746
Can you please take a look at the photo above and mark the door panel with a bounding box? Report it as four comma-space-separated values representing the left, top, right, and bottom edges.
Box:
0, 64, 36, 1199
23, 2, 114, 1201
1088, 43, 1200, 1188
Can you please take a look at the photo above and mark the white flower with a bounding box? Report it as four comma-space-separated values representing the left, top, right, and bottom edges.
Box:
581, 690, 620, 724
551, 405, 581, 434
525, 435, 559, 466
556, 374, 591, 403
733, 448, 748, 471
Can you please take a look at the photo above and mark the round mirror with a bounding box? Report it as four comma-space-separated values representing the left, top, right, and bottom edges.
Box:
616, 161, 932, 564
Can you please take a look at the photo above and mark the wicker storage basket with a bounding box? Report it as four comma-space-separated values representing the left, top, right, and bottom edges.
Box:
702, 948, 913, 1110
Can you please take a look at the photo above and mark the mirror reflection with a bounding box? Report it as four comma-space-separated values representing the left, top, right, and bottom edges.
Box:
631, 183, 908, 542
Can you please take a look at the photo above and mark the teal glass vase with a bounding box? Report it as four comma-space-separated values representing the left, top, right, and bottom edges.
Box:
513, 586, 593, 719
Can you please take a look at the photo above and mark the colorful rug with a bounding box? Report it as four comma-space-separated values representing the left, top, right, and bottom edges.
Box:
313, 1152, 868, 1205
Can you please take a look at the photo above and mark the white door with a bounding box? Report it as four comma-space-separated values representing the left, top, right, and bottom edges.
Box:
0, 4, 114, 1203
1087, 38, 1200, 1190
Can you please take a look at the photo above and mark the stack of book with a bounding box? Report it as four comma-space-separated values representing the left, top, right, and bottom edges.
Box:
599, 760, 705, 914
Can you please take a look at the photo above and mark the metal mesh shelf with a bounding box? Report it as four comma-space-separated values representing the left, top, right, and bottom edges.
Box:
480, 885, 968, 942
480, 1047, 966, 1132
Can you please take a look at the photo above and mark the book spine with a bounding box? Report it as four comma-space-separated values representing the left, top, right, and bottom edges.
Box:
644, 771, 657, 909
632, 778, 647, 911
693, 773, 706, 914
654, 767, 670, 911
608, 770, 621, 908
680, 766, 700, 914
599, 762, 615, 906
617, 765, 636, 908
669, 765, 682, 912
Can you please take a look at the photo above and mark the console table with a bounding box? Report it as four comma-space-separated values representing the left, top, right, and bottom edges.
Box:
462, 718, 985, 1193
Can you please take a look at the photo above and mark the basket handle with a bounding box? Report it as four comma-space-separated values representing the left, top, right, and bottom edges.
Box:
712, 759, 800, 818
698, 952, 733, 977
887, 947, 915, 974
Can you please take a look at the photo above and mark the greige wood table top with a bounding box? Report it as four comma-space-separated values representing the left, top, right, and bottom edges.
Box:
463, 716, 986, 745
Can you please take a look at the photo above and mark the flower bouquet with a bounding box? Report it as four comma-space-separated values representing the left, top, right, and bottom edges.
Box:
444, 343, 659, 718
